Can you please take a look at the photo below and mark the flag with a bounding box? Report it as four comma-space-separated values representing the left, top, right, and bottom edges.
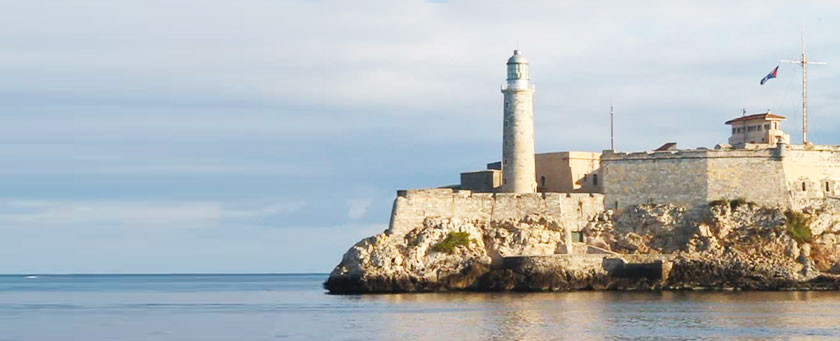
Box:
760, 66, 779, 85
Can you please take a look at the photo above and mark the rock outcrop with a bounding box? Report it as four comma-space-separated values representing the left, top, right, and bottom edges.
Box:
325, 202, 840, 293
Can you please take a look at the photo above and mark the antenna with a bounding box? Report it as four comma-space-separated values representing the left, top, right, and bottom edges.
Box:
610, 97, 615, 151
742, 108, 747, 146
780, 26, 827, 144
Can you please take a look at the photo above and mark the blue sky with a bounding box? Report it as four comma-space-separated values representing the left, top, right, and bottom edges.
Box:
2, 1, 840, 273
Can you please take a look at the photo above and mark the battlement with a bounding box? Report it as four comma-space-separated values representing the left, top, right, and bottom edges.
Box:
602, 145, 782, 161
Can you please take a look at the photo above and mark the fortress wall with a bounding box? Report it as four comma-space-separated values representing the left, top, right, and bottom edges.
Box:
601, 151, 709, 209
601, 146, 840, 209
387, 188, 604, 237
781, 146, 840, 206
704, 148, 789, 207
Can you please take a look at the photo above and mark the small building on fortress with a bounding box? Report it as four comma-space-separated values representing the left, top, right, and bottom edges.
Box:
387, 50, 840, 237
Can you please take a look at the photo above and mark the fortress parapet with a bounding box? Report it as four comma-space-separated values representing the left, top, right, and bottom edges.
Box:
387, 188, 604, 237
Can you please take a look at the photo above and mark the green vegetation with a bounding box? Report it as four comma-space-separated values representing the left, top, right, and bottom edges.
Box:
785, 210, 813, 244
432, 232, 472, 254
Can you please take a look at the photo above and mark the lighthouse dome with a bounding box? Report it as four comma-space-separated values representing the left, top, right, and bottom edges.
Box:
507, 50, 528, 64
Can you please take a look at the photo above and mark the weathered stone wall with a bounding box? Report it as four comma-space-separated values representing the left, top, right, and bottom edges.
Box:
601, 150, 709, 209
705, 148, 789, 207
783, 145, 840, 206
602, 145, 840, 209
387, 188, 604, 237
459, 169, 502, 192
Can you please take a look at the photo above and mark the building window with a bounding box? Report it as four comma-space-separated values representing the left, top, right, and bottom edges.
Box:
593, 174, 598, 186
802, 182, 807, 191
765, 124, 770, 130
747, 126, 756, 132
826, 182, 831, 192
732, 128, 736, 134
540, 176, 546, 188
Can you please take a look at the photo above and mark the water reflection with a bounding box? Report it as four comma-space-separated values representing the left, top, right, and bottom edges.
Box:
336, 291, 840, 340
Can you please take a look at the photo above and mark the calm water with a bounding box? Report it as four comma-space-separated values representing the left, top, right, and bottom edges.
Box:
1, 274, 839, 340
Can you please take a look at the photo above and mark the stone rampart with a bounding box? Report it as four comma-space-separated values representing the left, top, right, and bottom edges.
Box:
601, 149, 710, 209
706, 148, 789, 207
387, 188, 604, 237
602, 147, 792, 209
784, 145, 840, 206
602, 144, 840, 209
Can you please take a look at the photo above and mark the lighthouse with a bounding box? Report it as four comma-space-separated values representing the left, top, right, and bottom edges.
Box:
500, 50, 537, 193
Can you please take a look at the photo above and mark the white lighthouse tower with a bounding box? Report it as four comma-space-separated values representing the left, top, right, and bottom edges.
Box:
500, 50, 537, 193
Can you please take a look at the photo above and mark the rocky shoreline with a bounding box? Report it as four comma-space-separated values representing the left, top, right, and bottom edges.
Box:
325, 202, 840, 293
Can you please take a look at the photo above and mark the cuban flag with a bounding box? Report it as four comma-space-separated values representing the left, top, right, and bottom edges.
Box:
760, 66, 779, 85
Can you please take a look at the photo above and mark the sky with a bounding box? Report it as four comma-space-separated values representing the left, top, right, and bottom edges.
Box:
2, 1, 840, 274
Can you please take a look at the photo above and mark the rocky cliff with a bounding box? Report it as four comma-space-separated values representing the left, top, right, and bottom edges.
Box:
325, 201, 840, 293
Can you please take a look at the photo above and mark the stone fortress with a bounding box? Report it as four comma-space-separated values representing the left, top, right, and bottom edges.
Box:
388, 50, 840, 239
328, 50, 840, 293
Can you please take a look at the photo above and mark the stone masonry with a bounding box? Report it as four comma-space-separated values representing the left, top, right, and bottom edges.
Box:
601, 143, 840, 209
387, 188, 604, 237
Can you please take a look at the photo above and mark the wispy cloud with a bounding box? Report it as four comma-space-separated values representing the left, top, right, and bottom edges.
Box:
0, 199, 306, 229
346, 198, 372, 219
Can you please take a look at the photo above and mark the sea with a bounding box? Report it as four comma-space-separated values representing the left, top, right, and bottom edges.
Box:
1, 274, 839, 340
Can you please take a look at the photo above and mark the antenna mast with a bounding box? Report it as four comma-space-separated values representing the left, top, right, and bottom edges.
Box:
610, 98, 615, 151
781, 26, 827, 144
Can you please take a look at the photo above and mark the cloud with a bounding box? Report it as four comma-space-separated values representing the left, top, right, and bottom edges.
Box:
0, 199, 306, 229
346, 198, 373, 219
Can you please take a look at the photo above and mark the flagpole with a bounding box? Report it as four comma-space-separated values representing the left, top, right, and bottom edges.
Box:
802, 28, 808, 144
